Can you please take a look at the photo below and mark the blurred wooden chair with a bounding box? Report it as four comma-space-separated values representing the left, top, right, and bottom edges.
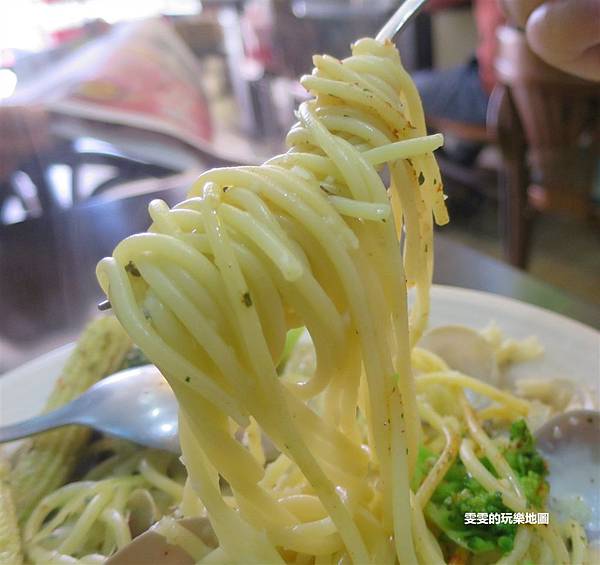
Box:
491, 25, 600, 268
426, 115, 497, 204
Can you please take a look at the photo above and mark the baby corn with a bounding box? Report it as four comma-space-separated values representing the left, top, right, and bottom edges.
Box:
0, 460, 22, 565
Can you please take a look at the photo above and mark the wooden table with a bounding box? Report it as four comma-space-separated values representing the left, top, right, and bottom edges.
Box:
1, 186, 598, 373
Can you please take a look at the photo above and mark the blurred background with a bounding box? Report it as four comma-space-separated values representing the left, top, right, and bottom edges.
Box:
0, 0, 598, 370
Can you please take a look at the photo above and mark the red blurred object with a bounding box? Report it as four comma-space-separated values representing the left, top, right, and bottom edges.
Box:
51, 27, 86, 46
242, 0, 275, 68
13, 18, 213, 150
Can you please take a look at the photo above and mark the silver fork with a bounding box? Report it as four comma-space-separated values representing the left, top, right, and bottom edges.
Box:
94, 1, 429, 315
0, 365, 180, 453
0, 1, 431, 457
377, 0, 429, 41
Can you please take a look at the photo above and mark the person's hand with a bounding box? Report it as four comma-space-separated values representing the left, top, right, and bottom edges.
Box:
500, 0, 544, 27
526, 0, 600, 81
0, 105, 51, 179
502, 0, 600, 81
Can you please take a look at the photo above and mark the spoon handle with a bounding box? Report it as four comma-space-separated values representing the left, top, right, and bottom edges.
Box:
0, 406, 75, 444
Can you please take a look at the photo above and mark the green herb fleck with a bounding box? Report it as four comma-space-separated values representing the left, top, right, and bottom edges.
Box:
125, 261, 141, 277
242, 292, 253, 307
418, 172, 425, 186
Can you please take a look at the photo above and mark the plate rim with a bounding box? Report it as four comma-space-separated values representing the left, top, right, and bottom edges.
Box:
1, 284, 598, 427
2, 284, 598, 386
429, 285, 599, 339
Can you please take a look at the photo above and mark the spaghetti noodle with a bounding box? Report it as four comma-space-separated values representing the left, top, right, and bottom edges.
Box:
89, 38, 589, 564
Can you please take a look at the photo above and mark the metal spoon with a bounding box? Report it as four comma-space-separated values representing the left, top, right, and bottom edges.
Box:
535, 409, 600, 541
0, 365, 180, 454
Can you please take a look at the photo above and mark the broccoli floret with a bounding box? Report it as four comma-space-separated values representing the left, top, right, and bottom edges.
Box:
414, 420, 549, 556
504, 420, 549, 508
425, 458, 517, 554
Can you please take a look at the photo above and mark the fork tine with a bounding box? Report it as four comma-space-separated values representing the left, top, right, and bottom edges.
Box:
376, 0, 429, 42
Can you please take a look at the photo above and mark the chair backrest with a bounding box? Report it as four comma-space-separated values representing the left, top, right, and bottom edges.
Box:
494, 25, 600, 217
426, 115, 491, 144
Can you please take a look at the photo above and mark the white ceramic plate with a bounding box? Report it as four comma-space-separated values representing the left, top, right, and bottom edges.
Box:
1, 285, 598, 430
